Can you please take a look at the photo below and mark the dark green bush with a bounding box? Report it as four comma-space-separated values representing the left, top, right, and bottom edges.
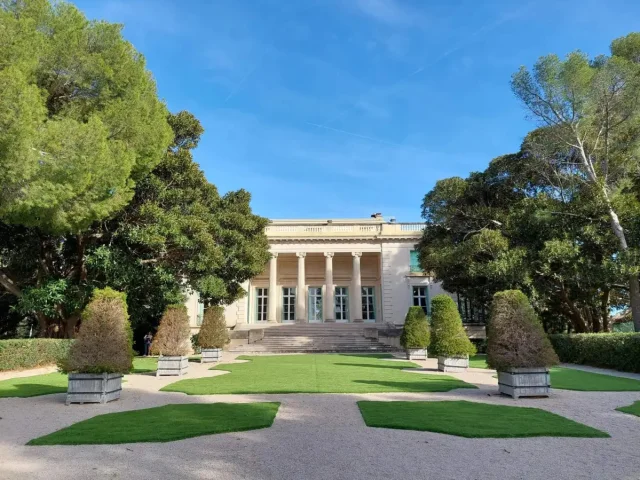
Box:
487, 290, 558, 371
430, 295, 476, 357
197, 306, 229, 349
400, 306, 430, 349
0, 339, 72, 371
549, 333, 640, 373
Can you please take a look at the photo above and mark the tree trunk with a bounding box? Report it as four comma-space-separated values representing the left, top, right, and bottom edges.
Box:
600, 289, 610, 333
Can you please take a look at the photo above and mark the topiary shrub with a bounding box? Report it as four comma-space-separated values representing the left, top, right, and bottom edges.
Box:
400, 306, 430, 349
151, 305, 191, 356
487, 290, 558, 371
61, 288, 133, 374
430, 295, 476, 357
197, 306, 229, 349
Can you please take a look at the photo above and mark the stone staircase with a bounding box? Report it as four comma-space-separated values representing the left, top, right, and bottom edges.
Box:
229, 323, 399, 354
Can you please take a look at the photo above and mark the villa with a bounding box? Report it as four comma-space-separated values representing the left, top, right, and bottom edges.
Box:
186, 214, 485, 351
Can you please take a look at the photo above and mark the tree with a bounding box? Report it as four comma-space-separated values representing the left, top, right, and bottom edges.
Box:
151, 305, 191, 357
486, 290, 558, 372
197, 306, 229, 349
60, 288, 133, 374
0, 0, 172, 233
511, 34, 640, 331
429, 295, 476, 357
400, 306, 430, 349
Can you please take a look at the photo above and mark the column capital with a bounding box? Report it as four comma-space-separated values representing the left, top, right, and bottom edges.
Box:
324, 252, 334, 258
270, 252, 278, 258
352, 252, 362, 257
296, 252, 307, 258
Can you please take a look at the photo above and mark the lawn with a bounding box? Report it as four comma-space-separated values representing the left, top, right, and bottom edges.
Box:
357, 400, 609, 438
0, 357, 155, 398
616, 401, 640, 417
161, 354, 476, 395
468, 354, 640, 391
28, 402, 280, 445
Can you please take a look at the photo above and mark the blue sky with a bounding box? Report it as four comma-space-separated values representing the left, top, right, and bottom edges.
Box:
72, 0, 640, 221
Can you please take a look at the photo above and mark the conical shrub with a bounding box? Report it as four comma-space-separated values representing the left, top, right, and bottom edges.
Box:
61, 288, 133, 374
487, 290, 559, 371
400, 306, 430, 349
430, 295, 476, 357
197, 306, 229, 349
151, 305, 191, 356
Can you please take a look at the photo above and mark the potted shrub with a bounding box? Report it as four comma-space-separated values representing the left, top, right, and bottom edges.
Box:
400, 306, 430, 360
197, 306, 229, 363
61, 288, 133, 405
487, 290, 559, 399
152, 305, 191, 376
430, 295, 476, 372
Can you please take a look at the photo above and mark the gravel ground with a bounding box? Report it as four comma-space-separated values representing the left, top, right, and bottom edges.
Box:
1, 356, 639, 480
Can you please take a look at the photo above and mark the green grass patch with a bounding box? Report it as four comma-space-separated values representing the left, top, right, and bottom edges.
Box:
161, 354, 475, 395
550, 367, 640, 391
616, 401, 640, 417
0, 372, 68, 398
27, 402, 280, 445
357, 400, 609, 438
0, 357, 155, 398
465, 354, 640, 391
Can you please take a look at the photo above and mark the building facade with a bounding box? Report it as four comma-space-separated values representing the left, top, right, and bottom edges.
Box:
186, 216, 451, 331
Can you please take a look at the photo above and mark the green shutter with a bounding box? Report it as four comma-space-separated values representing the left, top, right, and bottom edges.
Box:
410, 250, 421, 272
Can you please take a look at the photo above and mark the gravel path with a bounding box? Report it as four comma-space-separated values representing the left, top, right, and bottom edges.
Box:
1, 356, 639, 480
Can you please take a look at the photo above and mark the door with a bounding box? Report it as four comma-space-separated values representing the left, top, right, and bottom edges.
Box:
255, 287, 268, 323
335, 286, 349, 323
308, 287, 323, 323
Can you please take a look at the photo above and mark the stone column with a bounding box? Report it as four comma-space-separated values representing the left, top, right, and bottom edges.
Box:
267, 253, 278, 323
324, 252, 334, 322
296, 252, 307, 323
351, 252, 363, 322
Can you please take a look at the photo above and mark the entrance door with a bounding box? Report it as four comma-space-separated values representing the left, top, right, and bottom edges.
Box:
282, 287, 296, 323
255, 287, 268, 323
335, 287, 349, 323
308, 287, 323, 323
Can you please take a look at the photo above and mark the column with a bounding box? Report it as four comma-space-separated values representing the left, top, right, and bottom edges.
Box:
267, 253, 278, 323
351, 252, 363, 322
324, 252, 334, 322
296, 252, 307, 322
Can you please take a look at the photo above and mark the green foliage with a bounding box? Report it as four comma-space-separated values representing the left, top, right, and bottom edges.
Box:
197, 306, 229, 349
62, 288, 133, 374
151, 305, 191, 356
549, 333, 640, 373
0, 339, 72, 371
400, 306, 430, 349
487, 290, 559, 371
429, 295, 476, 357
0, 0, 173, 233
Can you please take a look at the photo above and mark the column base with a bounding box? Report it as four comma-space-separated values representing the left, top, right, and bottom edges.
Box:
295, 318, 308, 324
324, 318, 335, 323
267, 319, 278, 324
352, 318, 364, 323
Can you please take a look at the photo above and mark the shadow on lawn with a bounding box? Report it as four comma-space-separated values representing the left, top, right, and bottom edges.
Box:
353, 379, 477, 392
332, 363, 417, 371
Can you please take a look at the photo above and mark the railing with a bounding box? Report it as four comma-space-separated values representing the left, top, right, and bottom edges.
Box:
264, 222, 425, 238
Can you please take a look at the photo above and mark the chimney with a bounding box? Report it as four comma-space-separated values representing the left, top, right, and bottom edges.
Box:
370, 212, 382, 219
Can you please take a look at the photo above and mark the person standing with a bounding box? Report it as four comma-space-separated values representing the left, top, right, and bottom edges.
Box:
143, 331, 153, 356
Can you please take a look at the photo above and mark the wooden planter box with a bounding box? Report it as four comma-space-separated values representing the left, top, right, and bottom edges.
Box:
406, 348, 427, 361
156, 355, 189, 377
438, 356, 469, 372
66, 373, 123, 405
201, 348, 222, 363
498, 368, 551, 399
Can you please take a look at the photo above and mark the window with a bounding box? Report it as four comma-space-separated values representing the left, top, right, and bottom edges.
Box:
256, 287, 268, 322
335, 287, 349, 321
196, 299, 204, 326
308, 287, 323, 322
410, 250, 423, 273
362, 286, 376, 321
282, 287, 296, 322
412, 286, 428, 315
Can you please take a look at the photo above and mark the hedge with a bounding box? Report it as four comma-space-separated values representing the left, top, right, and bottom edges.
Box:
549, 333, 640, 373
0, 339, 73, 372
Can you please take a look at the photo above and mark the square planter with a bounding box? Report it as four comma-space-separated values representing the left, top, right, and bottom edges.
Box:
156, 355, 189, 377
66, 373, 123, 405
438, 355, 469, 372
201, 348, 222, 363
406, 348, 427, 360
498, 368, 551, 399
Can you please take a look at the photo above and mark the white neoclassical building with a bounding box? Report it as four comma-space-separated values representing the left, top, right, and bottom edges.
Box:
186, 214, 454, 332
